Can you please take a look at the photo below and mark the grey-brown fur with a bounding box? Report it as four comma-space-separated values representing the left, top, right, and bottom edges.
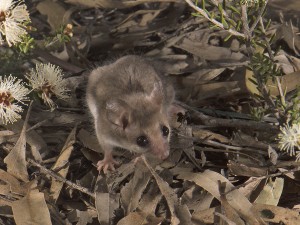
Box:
86, 55, 174, 172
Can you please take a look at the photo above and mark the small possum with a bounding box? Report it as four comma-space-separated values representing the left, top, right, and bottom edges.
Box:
86, 56, 175, 172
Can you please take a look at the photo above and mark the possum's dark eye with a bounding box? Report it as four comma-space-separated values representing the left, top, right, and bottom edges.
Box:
136, 135, 149, 147
161, 125, 169, 137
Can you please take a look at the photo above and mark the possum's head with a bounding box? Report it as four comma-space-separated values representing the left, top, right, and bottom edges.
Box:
106, 83, 171, 160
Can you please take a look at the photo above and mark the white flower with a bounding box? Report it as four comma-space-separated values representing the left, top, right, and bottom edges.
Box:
278, 123, 300, 156
0, 0, 30, 46
26, 63, 69, 110
0, 75, 30, 124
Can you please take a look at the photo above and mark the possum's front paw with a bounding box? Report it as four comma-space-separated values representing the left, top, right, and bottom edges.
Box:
96, 154, 119, 174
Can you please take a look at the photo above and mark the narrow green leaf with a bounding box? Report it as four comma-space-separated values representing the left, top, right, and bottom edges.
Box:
265, 19, 271, 30
201, 0, 205, 9
204, 8, 211, 17
224, 34, 232, 42
191, 12, 201, 17
269, 33, 276, 44
228, 5, 240, 15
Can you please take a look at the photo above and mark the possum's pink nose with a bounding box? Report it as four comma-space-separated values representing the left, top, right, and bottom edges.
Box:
160, 149, 169, 160
150, 139, 170, 160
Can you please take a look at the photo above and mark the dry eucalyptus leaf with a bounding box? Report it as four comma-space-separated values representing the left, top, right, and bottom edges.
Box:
254, 178, 284, 206
289, 55, 300, 71
267, 71, 300, 96
29, 110, 85, 127
36, 0, 68, 30
4, 106, 32, 182
237, 177, 265, 199
66, 0, 181, 8
181, 185, 214, 212
193, 128, 230, 144
184, 68, 226, 86
274, 51, 295, 74
77, 128, 102, 153
175, 37, 245, 61
245, 66, 300, 97
0, 130, 14, 144
169, 124, 192, 164
191, 207, 215, 224
117, 211, 163, 225
137, 183, 162, 216
4, 134, 28, 181
95, 192, 110, 225
5, 119, 46, 163
65, 0, 125, 8
0, 183, 10, 197
268, 146, 278, 165
177, 170, 264, 224
67, 210, 93, 225
253, 203, 300, 223
120, 161, 151, 214
270, 0, 300, 11
228, 161, 268, 177
187, 81, 243, 103
50, 126, 77, 202
142, 157, 192, 225
0, 169, 27, 196
110, 160, 136, 188
95, 175, 120, 225
219, 188, 245, 225
275, 22, 300, 55
11, 185, 52, 225
245, 68, 259, 96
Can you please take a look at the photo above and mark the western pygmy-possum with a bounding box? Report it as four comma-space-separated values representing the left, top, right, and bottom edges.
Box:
86, 56, 175, 173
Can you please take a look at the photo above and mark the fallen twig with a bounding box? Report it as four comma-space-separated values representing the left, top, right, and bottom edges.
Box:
28, 159, 95, 198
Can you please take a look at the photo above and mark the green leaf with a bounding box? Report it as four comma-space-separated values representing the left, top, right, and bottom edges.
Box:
236, 20, 242, 31
191, 12, 201, 17
265, 19, 271, 30
224, 34, 232, 42
204, 8, 211, 17
228, 5, 240, 15
269, 33, 276, 44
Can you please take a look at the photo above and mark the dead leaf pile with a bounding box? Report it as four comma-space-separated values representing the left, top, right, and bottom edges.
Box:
1, 0, 300, 225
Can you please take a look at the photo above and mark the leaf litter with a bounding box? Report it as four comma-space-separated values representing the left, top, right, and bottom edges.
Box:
1, 0, 300, 225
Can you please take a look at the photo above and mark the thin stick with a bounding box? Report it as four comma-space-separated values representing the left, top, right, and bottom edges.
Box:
28, 159, 95, 198
249, 0, 269, 33
184, 0, 245, 38
176, 101, 278, 132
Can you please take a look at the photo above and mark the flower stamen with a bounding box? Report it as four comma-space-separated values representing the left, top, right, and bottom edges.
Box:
41, 82, 53, 98
0, 11, 6, 22
0, 91, 14, 107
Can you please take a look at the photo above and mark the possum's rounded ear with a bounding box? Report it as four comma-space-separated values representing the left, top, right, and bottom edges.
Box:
106, 99, 131, 129
147, 81, 163, 106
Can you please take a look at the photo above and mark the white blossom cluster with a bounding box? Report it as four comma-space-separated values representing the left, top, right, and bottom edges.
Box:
0, 62, 69, 124
0, 1, 70, 124
278, 123, 300, 161
26, 63, 69, 110
0, 0, 30, 46
0, 75, 29, 124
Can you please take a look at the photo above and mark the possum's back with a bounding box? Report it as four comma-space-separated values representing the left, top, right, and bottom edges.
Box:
86, 55, 163, 116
